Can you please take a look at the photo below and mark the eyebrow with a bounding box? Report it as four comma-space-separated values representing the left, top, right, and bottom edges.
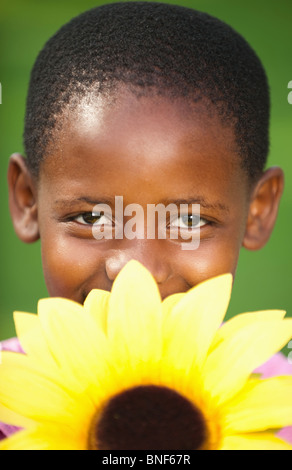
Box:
163, 197, 229, 213
54, 196, 116, 208
54, 195, 229, 213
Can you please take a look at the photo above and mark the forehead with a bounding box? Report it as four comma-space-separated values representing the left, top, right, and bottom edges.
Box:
40, 89, 248, 205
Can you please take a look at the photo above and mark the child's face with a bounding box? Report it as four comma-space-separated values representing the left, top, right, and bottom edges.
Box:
10, 86, 283, 303
33, 88, 252, 302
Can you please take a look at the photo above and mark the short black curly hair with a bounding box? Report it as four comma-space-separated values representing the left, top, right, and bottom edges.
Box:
24, 1, 270, 181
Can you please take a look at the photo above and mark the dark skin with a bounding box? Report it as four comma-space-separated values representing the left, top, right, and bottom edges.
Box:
8, 89, 284, 302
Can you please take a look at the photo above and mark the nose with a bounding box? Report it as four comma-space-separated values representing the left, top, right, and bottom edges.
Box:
105, 240, 171, 285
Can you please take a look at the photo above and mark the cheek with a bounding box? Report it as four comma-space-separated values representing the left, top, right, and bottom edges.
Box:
176, 236, 243, 288
40, 233, 104, 301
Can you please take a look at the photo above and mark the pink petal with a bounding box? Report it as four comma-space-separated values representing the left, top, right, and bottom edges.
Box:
1, 337, 24, 354
0, 338, 23, 440
254, 352, 292, 378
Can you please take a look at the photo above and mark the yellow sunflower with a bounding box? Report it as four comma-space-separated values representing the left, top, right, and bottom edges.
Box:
0, 261, 292, 450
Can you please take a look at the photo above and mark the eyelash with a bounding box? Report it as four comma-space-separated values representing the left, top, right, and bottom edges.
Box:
71, 212, 210, 230
169, 214, 207, 230
73, 212, 111, 226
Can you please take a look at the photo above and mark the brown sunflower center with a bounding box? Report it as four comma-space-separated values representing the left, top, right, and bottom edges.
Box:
88, 385, 207, 450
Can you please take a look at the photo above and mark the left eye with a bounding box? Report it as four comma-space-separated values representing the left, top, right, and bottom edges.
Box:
74, 212, 111, 225
170, 214, 206, 229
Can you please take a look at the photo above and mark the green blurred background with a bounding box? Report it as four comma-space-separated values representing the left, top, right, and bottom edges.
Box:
0, 0, 291, 354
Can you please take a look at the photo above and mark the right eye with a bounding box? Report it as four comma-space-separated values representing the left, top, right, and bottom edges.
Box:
170, 214, 206, 230
74, 212, 112, 226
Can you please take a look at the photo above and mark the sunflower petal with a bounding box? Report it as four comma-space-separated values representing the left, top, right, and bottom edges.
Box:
83, 289, 110, 334
0, 352, 80, 423
162, 293, 185, 318
203, 319, 292, 404
222, 376, 292, 433
210, 310, 286, 353
220, 433, 292, 450
163, 274, 232, 373
0, 403, 34, 429
13, 311, 57, 368
107, 260, 162, 366
37, 297, 110, 393
0, 425, 83, 450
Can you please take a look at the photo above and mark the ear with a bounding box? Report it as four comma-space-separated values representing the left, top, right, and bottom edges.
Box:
7, 153, 40, 243
242, 167, 284, 250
